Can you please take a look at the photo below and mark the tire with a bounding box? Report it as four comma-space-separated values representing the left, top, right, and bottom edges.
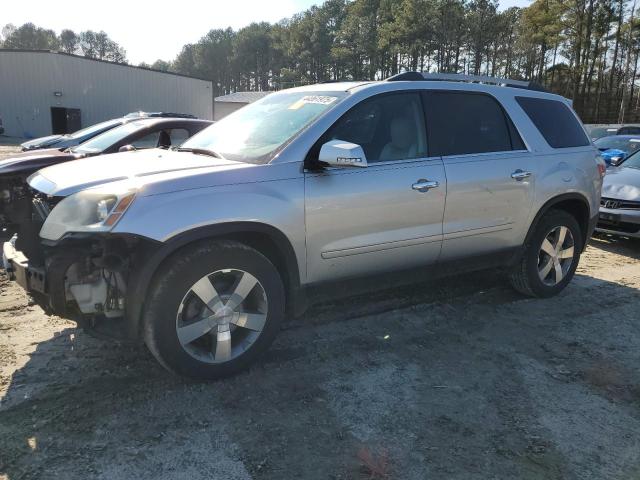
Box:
510, 210, 583, 298
143, 240, 285, 380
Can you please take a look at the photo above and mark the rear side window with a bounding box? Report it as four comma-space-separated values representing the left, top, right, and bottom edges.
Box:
425, 91, 523, 156
516, 96, 589, 148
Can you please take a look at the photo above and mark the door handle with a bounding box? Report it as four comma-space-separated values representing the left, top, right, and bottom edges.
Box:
412, 179, 440, 192
511, 169, 532, 181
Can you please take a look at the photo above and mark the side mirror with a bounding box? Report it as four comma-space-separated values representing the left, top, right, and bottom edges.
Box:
610, 156, 623, 166
318, 139, 368, 168
118, 145, 136, 153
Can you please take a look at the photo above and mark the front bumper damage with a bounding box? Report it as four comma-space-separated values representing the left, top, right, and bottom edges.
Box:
3, 235, 46, 293
3, 232, 157, 340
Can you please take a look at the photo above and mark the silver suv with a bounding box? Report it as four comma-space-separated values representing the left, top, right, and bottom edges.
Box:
3, 73, 604, 379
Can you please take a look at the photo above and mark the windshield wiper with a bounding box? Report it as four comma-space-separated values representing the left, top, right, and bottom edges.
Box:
174, 147, 222, 158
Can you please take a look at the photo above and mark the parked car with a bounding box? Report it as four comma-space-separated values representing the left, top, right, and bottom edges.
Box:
0, 117, 211, 235
20, 112, 197, 151
3, 73, 604, 379
586, 124, 640, 141
597, 149, 640, 238
594, 135, 640, 165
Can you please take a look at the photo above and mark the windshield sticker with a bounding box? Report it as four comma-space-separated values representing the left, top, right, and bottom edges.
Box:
302, 95, 337, 105
288, 95, 338, 110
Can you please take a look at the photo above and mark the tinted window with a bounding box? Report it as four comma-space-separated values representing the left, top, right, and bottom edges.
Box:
516, 96, 589, 148
323, 92, 428, 162
426, 92, 517, 156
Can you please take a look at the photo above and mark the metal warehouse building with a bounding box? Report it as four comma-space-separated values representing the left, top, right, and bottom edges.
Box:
0, 49, 213, 138
214, 91, 270, 121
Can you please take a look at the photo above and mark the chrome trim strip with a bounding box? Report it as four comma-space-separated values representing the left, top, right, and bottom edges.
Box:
321, 234, 442, 259
443, 223, 513, 240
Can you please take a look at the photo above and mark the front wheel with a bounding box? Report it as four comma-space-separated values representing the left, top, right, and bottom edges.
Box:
510, 210, 583, 297
143, 240, 285, 379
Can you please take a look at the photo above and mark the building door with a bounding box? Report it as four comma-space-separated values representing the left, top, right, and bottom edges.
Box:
50, 107, 82, 134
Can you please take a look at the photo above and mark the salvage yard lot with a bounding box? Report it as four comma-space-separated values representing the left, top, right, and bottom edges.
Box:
1, 234, 640, 479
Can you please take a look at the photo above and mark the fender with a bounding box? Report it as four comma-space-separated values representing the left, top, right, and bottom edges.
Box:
125, 221, 302, 339
522, 192, 592, 255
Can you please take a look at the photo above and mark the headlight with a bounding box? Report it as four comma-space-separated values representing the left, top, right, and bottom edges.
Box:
40, 188, 136, 241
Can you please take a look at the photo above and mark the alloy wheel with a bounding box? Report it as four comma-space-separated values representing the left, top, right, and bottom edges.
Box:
537, 226, 575, 286
176, 269, 268, 364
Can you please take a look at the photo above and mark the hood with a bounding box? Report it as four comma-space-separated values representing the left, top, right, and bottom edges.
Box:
0, 148, 79, 175
21, 135, 65, 150
29, 148, 248, 197
602, 165, 640, 200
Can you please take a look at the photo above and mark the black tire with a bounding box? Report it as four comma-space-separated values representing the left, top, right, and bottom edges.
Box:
143, 240, 285, 380
510, 209, 583, 297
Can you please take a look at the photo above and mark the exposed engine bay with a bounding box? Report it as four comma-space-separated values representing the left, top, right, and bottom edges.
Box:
0, 174, 33, 231
3, 189, 147, 338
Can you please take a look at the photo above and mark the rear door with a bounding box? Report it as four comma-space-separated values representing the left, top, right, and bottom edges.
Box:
424, 90, 535, 260
304, 91, 446, 283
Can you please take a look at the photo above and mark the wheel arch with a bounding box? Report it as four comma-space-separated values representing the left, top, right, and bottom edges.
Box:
126, 222, 304, 339
524, 193, 592, 253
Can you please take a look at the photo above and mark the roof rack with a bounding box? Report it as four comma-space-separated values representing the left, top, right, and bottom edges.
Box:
386, 71, 547, 92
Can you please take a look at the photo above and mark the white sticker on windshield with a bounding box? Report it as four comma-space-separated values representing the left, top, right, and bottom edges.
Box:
302, 95, 337, 105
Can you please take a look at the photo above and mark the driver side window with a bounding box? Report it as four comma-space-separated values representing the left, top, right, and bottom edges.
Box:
324, 92, 428, 162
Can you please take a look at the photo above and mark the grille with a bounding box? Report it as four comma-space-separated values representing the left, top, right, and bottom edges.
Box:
600, 197, 640, 210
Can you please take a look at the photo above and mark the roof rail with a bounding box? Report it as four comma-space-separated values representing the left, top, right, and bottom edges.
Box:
386, 71, 547, 92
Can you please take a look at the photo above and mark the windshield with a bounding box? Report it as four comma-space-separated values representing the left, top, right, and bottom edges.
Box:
181, 91, 346, 163
594, 136, 640, 153
72, 121, 147, 153
68, 119, 122, 140
621, 149, 640, 169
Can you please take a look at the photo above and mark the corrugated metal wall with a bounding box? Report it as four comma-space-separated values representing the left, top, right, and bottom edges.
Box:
213, 102, 246, 121
0, 50, 213, 138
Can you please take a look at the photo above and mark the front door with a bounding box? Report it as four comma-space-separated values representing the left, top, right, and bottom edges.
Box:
304, 91, 446, 283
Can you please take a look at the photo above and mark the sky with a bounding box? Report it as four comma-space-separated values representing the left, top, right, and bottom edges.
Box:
3, 0, 531, 65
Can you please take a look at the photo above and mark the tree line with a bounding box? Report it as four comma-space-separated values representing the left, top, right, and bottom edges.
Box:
1, 23, 126, 63
3, 0, 640, 123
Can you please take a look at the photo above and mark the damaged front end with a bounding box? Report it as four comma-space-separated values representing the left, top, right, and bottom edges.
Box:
2, 183, 154, 340
3, 230, 151, 339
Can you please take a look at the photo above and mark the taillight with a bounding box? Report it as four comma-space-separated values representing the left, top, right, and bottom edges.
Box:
596, 154, 607, 178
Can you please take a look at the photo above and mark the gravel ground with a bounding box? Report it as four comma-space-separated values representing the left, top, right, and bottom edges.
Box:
0, 236, 639, 480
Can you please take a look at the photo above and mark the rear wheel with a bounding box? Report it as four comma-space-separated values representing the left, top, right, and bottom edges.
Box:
143, 240, 285, 379
510, 210, 582, 297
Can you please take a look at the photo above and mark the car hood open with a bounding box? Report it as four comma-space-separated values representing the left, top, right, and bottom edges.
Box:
602, 165, 640, 200
29, 148, 248, 197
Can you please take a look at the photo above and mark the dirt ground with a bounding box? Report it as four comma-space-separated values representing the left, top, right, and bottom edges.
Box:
0, 238, 639, 480
1, 142, 640, 479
